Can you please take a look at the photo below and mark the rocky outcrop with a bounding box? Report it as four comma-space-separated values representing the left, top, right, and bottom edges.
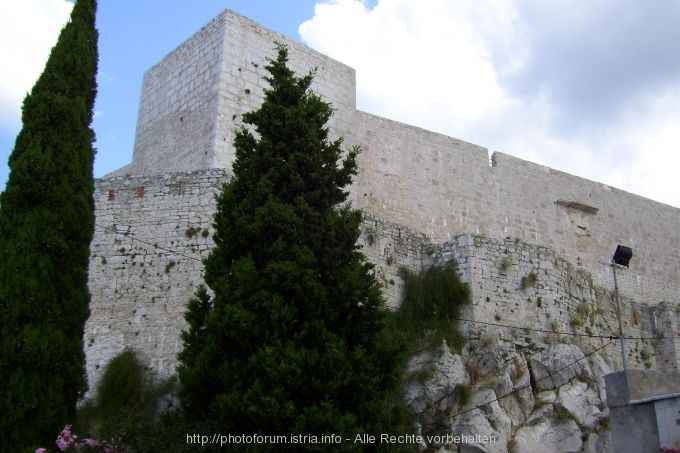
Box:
405, 339, 612, 452
512, 419, 582, 453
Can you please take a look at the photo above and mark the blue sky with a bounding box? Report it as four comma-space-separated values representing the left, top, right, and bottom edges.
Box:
0, 0, 325, 188
2, 0, 680, 208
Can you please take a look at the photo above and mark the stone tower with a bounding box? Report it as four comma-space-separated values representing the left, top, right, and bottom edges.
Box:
119, 11, 356, 176
86, 9, 680, 392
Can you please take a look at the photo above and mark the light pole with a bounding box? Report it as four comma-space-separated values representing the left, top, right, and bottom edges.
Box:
601, 245, 633, 370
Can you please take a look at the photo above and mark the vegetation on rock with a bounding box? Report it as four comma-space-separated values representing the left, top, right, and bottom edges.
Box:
391, 261, 470, 352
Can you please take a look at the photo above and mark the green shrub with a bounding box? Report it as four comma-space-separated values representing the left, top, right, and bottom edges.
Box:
75, 350, 182, 450
575, 301, 590, 316
365, 224, 380, 245
481, 332, 497, 347
389, 260, 470, 351
570, 316, 584, 328
520, 272, 538, 290
96, 350, 145, 421
550, 320, 561, 332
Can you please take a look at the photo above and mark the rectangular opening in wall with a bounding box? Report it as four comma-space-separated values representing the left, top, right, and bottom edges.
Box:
555, 199, 598, 214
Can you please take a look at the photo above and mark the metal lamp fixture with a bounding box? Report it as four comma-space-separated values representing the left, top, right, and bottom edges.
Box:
612, 245, 633, 267
608, 244, 633, 370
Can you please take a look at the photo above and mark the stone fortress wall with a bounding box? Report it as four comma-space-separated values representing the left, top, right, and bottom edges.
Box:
87, 9, 680, 389
86, 170, 227, 391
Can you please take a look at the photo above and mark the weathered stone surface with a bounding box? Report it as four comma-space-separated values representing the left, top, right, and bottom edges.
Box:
405, 343, 470, 414
511, 419, 582, 453
515, 386, 535, 420
529, 344, 593, 391
588, 353, 611, 406
409, 339, 613, 452
452, 408, 507, 453
497, 394, 525, 427
459, 389, 512, 443
556, 381, 602, 430
467, 344, 506, 380
525, 403, 555, 425
535, 389, 557, 406
582, 432, 611, 453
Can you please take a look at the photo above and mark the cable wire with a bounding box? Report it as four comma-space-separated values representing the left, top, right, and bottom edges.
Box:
95, 222, 673, 344
385, 304, 667, 342
94, 222, 203, 262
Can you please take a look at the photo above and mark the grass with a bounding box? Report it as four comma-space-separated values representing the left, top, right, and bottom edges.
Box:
575, 301, 590, 316
570, 315, 584, 328
481, 331, 497, 347
520, 272, 538, 290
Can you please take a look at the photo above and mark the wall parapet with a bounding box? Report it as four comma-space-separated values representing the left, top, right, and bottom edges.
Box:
85, 7, 680, 396
87, 166, 680, 393
118, 8, 680, 308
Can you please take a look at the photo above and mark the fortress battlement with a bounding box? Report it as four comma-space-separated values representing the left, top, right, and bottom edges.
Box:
86, 9, 680, 390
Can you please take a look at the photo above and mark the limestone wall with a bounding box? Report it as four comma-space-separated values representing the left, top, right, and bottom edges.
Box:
358, 215, 430, 308
123, 9, 680, 308
86, 171, 424, 389
129, 10, 355, 176
485, 152, 680, 307
132, 15, 227, 174
86, 169, 228, 393
344, 106, 680, 306
87, 8, 680, 390
434, 234, 670, 372
342, 109, 680, 306
86, 166, 680, 387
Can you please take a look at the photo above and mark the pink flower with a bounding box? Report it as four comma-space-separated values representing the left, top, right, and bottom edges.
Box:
46, 425, 120, 452
56, 425, 78, 451
82, 437, 101, 448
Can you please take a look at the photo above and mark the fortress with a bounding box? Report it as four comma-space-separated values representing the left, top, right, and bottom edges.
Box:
85, 10, 680, 394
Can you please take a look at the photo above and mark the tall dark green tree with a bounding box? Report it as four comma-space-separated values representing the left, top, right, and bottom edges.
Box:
0, 0, 98, 449
179, 45, 405, 448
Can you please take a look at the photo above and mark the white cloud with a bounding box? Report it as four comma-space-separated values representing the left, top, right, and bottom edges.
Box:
0, 0, 73, 131
598, 87, 680, 205
300, 0, 680, 208
300, 0, 516, 135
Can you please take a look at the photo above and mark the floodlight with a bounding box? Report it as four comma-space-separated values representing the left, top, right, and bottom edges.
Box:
612, 245, 633, 267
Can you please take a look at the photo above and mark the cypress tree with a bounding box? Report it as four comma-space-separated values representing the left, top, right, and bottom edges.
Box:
179, 45, 405, 449
0, 0, 98, 449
